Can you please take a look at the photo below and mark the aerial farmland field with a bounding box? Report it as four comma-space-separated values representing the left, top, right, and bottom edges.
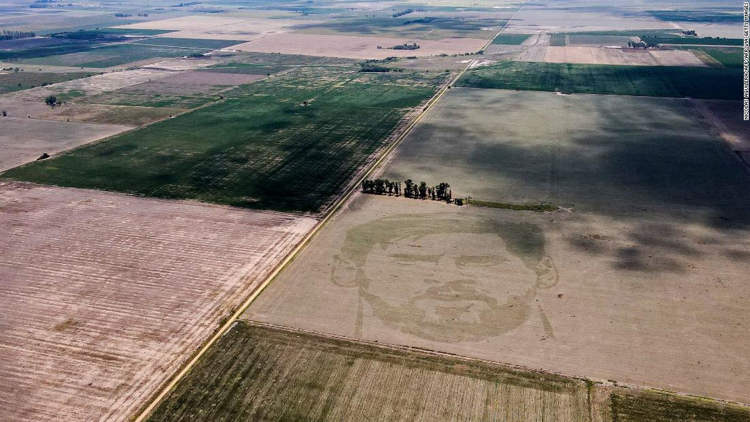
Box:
0, 181, 316, 421
1, 0, 750, 420
458, 61, 742, 99
149, 321, 750, 422
2, 66, 445, 212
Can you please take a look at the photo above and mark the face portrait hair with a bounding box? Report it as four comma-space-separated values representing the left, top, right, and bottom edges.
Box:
331, 214, 557, 289
330, 214, 559, 342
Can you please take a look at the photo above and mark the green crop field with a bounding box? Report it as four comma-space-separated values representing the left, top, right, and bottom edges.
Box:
458, 61, 741, 100
1, 67, 442, 212
0, 71, 94, 94
492, 34, 531, 45
2, 37, 241, 68
685, 46, 742, 67
640, 34, 742, 46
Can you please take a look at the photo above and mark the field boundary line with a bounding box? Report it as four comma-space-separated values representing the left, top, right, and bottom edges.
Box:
133, 14, 522, 421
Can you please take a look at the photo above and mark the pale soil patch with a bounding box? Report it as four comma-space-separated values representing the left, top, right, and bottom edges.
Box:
515, 32, 549, 62
0, 181, 317, 421
507, 7, 671, 33
246, 194, 750, 404
232, 33, 487, 60
115, 15, 308, 41
123, 71, 265, 95
542, 46, 706, 66
0, 117, 132, 171
3, 68, 172, 102
692, 99, 750, 152
142, 57, 218, 71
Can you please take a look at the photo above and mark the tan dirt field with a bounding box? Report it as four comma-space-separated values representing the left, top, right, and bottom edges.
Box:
541, 46, 706, 67
245, 193, 750, 405
115, 15, 308, 41
0, 117, 132, 171
142, 57, 221, 71
232, 33, 487, 60
0, 181, 317, 421
692, 99, 750, 152
5, 68, 172, 102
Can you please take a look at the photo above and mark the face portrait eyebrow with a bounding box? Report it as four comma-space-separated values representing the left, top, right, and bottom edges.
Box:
388, 253, 443, 264
455, 255, 503, 269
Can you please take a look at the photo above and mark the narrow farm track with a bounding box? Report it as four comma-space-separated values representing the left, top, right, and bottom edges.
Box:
134, 9, 526, 420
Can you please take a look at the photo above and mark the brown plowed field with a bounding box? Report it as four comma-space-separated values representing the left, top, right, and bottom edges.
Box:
233, 33, 487, 60
0, 181, 316, 421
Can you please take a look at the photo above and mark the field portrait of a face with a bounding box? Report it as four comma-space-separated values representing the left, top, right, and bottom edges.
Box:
331, 215, 558, 343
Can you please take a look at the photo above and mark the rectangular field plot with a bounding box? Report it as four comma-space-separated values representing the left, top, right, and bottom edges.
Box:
2, 68, 442, 212
232, 33, 487, 60
245, 88, 750, 404
459, 61, 741, 99
0, 181, 316, 421
0, 70, 94, 94
149, 322, 750, 421
380, 88, 750, 218
0, 117, 131, 171
149, 322, 593, 421
246, 192, 750, 405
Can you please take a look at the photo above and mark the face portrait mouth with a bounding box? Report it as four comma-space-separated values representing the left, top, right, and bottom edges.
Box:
410, 280, 496, 325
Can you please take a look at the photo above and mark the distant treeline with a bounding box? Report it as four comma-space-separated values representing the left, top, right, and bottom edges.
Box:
0, 30, 35, 40
392, 42, 419, 50
362, 178, 456, 203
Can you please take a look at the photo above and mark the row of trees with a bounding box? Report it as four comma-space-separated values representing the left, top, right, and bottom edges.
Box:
361, 178, 454, 202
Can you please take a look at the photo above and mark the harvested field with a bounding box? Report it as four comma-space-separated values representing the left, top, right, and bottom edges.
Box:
232, 33, 487, 60
0, 181, 316, 421
541, 46, 706, 67
0, 70, 94, 94
149, 321, 750, 422
2, 68, 443, 212
10, 41, 229, 68
5, 68, 172, 102
246, 88, 750, 404
114, 15, 304, 41
81, 71, 264, 108
0, 117, 131, 171
459, 61, 742, 99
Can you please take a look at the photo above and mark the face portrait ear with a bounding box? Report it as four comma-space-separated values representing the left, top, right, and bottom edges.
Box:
535, 255, 559, 289
330, 254, 361, 288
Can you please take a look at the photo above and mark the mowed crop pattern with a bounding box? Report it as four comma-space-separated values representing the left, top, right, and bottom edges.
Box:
2, 68, 439, 212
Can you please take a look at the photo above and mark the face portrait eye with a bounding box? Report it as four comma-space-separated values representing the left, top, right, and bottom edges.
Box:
455, 255, 502, 269
388, 253, 442, 265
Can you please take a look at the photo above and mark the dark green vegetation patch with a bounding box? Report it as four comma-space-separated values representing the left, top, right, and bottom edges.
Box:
610, 391, 750, 422
458, 61, 741, 100
640, 34, 741, 46
492, 34, 531, 45
2, 68, 441, 212
0, 71, 94, 94
685, 46, 742, 67
0, 31, 241, 68
646, 10, 743, 24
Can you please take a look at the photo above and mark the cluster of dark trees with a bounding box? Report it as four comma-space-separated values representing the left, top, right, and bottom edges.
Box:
681, 30, 697, 36
627, 40, 653, 49
0, 30, 35, 40
362, 178, 455, 203
392, 42, 420, 50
